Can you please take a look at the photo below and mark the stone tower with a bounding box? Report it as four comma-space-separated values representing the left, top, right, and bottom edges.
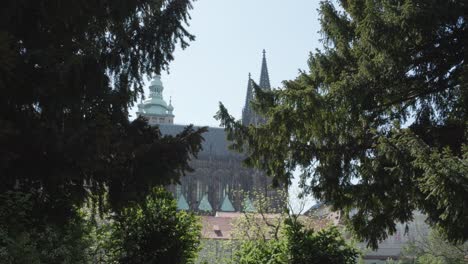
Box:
137, 75, 174, 125
242, 50, 271, 126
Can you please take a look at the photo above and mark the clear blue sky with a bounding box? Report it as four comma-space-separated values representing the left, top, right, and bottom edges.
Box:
131, 0, 323, 128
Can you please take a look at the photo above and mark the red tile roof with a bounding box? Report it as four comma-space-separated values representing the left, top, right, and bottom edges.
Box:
200, 212, 334, 240
201, 213, 239, 239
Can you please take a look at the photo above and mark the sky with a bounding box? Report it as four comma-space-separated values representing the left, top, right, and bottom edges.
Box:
130, 0, 323, 128
131, 0, 325, 212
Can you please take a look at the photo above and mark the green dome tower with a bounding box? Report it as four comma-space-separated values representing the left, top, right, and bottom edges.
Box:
137, 75, 174, 125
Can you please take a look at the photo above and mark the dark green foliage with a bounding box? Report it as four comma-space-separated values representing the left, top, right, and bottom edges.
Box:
0, 0, 206, 218
109, 187, 201, 264
231, 219, 359, 264
285, 220, 359, 264
401, 228, 468, 264
232, 240, 288, 264
0, 189, 202, 264
0, 191, 93, 263
229, 190, 359, 263
0, 0, 206, 261
216, 0, 467, 249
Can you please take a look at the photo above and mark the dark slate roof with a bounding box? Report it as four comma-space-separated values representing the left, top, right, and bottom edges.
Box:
158, 124, 242, 159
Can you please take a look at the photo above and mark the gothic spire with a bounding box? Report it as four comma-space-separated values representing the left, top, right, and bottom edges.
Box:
241, 50, 271, 126
244, 73, 253, 109
242, 73, 253, 126
259, 49, 271, 90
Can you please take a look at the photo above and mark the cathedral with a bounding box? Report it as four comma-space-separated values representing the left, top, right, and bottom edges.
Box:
137, 50, 280, 213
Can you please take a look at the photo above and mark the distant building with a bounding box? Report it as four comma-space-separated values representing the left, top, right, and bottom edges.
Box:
138, 50, 283, 213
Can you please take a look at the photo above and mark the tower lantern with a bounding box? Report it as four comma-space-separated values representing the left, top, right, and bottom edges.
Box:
137, 75, 174, 125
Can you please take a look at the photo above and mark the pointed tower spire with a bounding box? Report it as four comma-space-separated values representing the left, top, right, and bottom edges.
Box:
241, 50, 272, 126
243, 197, 256, 212
242, 73, 253, 125
244, 73, 253, 108
177, 193, 189, 210
220, 195, 235, 212
259, 49, 271, 90
198, 194, 213, 212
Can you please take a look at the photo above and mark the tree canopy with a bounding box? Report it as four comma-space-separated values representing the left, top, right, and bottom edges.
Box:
0, 191, 94, 263
230, 191, 359, 264
401, 228, 468, 264
0, 0, 206, 219
107, 187, 201, 264
216, 0, 467, 248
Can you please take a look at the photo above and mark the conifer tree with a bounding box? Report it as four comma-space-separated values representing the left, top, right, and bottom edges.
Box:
217, 0, 467, 248
0, 0, 205, 219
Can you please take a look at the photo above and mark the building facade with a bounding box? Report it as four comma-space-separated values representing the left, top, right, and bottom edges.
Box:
138, 51, 282, 214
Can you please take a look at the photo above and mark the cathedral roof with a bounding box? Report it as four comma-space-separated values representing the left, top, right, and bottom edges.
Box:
159, 124, 243, 159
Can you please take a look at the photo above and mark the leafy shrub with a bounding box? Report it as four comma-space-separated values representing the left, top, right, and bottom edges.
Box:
0, 191, 92, 264
109, 187, 201, 264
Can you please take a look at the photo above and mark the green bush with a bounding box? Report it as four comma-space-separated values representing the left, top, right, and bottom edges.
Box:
285, 219, 359, 264
232, 239, 288, 264
231, 218, 359, 264
109, 187, 201, 264
0, 191, 93, 264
